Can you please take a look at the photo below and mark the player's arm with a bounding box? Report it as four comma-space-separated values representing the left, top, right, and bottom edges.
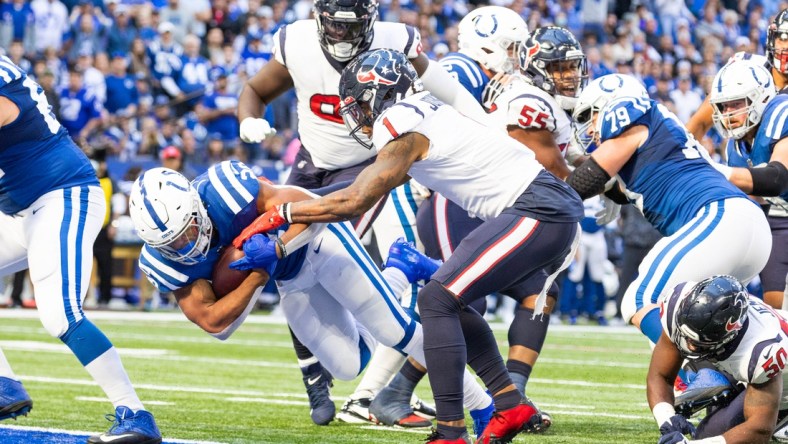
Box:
288, 132, 426, 223
412, 54, 491, 125
508, 126, 571, 180
238, 59, 293, 122
646, 332, 683, 416
172, 271, 269, 336
686, 95, 714, 141
717, 376, 782, 444
0, 96, 20, 127
719, 138, 788, 197
566, 125, 647, 199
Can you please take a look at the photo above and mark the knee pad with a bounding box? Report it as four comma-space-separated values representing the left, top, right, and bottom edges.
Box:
59, 319, 113, 366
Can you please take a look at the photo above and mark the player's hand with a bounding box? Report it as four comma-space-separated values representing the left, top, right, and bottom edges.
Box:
240, 117, 276, 143
233, 205, 289, 249
481, 72, 513, 112
658, 415, 695, 443
595, 195, 621, 226
229, 234, 279, 274
657, 431, 689, 444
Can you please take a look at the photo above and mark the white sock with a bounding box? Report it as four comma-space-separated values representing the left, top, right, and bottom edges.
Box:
0, 348, 17, 380
351, 346, 407, 400
463, 369, 493, 411
382, 268, 410, 297
84, 348, 144, 412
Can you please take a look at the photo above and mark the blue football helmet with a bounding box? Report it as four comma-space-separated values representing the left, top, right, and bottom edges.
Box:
338, 48, 423, 148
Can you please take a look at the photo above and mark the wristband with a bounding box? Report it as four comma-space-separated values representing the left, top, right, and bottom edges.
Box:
652, 402, 676, 427
280, 202, 293, 223
275, 237, 288, 258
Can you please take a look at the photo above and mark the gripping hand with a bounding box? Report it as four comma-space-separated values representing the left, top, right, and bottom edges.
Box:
658, 415, 695, 444
229, 234, 279, 274
240, 118, 277, 143
595, 195, 621, 226
233, 205, 289, 249
481, 72, 512, 112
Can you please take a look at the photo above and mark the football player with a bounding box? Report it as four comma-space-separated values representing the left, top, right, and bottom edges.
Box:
0, 56, 161, 443
128, 163, 491, 429
706, 57, 788, 311
235, 49, 585, 444
648, 275, 788, 444
566, 73, 771, 350
236, 0, 493, 425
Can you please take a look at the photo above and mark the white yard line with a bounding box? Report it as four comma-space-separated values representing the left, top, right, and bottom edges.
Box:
0, 424, 226, 444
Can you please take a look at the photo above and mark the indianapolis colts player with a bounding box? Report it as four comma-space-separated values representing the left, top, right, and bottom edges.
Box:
236, 49, 584, 444
648, 275, 788, 444
129, 163, 491, 429
0, 55, 161, 444
236, 0, 492, 423
566, 73, 771, 348
707, 58, 788, 311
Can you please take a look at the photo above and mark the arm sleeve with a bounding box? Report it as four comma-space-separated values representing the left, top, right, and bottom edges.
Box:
420, 59, 492, 126
566, 157, 612, 200
749, 161, 788, 196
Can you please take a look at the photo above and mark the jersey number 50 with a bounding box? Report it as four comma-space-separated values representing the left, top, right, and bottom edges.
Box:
310, 94, 343, 125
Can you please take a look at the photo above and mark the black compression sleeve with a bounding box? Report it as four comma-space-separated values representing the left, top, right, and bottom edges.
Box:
749, 162, 788, 197
566, 157, 612, 200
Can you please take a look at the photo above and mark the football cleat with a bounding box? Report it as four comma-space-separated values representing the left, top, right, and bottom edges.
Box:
470, 401, 495, 439
522, 399, 552, 434
369, 384, 432, 428
0, 377, 32, 421
773, 412, 788, 442
674, 368, 734, 416
385, 238, 442, 283
425, 429, 472, 443
412, 396, 437, 420
302, 365, 336, 426
336, 397, 374, 424
475, 400, 543, 444
87, 406, 161, 444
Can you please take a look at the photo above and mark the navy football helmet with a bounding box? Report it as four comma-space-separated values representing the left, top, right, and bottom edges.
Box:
767, 9, 788, 74
314, 0, 378, 62
338, 49, 423, 148
519, 26, 588, 110
671, 276, 749, 359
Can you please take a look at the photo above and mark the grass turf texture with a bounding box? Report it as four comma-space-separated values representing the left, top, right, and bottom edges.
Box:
0, 311, 659, 443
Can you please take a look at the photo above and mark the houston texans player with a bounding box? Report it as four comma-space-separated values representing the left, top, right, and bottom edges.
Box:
0, 55, 161, 444
236, 0, 492, 424
566, 73, 771, 349
648, 275, 788, 444
706, 57, 788, 312
128, 163, 491, 429
235, 49, 584, 444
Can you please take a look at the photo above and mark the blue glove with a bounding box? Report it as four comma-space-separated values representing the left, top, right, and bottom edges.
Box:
658, 415, 695, 444
229, 234, 279, 275
657, 431, 689, 444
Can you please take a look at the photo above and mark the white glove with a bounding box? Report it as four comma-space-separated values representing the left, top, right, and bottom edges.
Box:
240, 118, 276, 143
595, 195, 621, 226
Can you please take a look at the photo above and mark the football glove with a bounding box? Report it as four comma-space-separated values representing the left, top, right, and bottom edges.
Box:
595, 195, 621, 226
659, 415, 695, 443
657, 431, 689, 444
481, 72, 513, 112
233, 205, 289, 249
229, 234, 279, 274
240, 117, 276, 143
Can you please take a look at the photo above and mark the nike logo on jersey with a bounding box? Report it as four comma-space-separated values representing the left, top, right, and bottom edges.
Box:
313, 239, 323, 254
764, 347, 772, 360
307, 374, 322, 385
31, 206, 44, 215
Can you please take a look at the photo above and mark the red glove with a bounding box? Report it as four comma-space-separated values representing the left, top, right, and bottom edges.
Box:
233, 205, 288, 249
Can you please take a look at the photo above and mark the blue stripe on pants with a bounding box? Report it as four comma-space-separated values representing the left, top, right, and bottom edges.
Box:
60, 188, 75, 325
73, 186, 89, 316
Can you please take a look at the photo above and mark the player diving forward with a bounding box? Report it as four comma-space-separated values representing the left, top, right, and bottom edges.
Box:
234, 49, 584, 444
0, 55, 161, 444
565, 73, 771, 348
128, 162, 491, 428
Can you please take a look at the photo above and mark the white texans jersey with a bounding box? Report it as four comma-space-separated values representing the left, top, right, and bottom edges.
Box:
488, 75, 573, 156
372, 92, 544, 220
272, 20, 422, 170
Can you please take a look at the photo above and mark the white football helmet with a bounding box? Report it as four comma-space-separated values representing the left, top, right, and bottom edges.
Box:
129, 168, 213, 264
572, 74, 649, 153
709, 57, 776, 140
457, 6, 528, 75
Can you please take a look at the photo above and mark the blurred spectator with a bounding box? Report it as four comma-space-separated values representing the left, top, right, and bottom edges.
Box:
159, 0, 196, 43
76, 51, 107, 104
6, 40, 31, 74
0, 0, 36, 53
149, 21, 184, 99
669, 75, 702, 123
105, 54, 139, 117
31, 0, 69, 54
195, 68, 238, 144
59, 67, 103, 143
176, 34, 211, 110
67, 10, 107, 62
240, 30, 272, 78
159, 145, 197, 180
38, 69, 61, 117
129, 38, 152, 80
106, 4, 138, 55
92, 154, 116, 308
695, 5, 725, 44
581, 0, 607, 43
207, 0, 242, 42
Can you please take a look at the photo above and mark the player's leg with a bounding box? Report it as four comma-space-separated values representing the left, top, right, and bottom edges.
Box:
25, 186, 160, 443
760, 216, 788, 309
623, 198, 772, 345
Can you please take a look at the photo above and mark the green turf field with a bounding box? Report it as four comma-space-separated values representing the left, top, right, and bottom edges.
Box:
0, 310, 660, 443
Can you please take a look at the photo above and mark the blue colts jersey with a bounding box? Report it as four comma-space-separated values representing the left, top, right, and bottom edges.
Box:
139, 160, 306, 292
728, 94, 788, 216
598, 97, 746, 235
440, 52, 488, 103
0, 56, 97, 215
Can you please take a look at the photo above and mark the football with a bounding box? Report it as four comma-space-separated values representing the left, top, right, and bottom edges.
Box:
211, 246, 250, 298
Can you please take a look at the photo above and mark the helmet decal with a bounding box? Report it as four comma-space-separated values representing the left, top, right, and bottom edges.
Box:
472, 13, 498, 38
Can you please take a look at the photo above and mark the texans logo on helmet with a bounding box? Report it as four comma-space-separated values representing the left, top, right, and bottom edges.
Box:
524, 41, 541, 62
356, 51, 401, 85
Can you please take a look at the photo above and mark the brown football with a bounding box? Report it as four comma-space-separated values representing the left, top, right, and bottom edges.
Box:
211, 246, 250, 298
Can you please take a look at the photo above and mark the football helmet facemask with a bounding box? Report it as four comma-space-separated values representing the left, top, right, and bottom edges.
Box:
767, 9, 788, 74
129, 168, 213, 265
709, 57, 775, 140
314, 0, 378, 62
